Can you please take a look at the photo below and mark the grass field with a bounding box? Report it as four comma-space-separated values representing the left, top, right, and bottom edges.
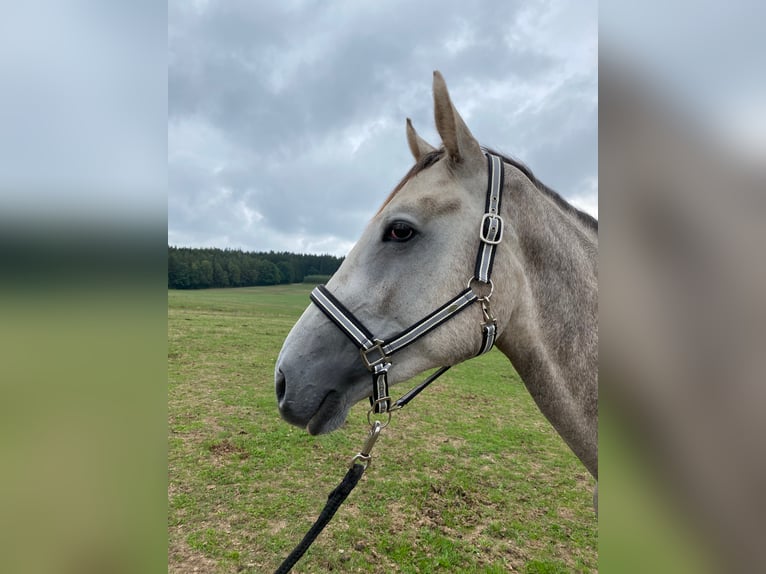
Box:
168, 285, 597, 573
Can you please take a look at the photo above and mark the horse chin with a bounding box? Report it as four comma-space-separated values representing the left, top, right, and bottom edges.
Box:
306, 391, 348, 435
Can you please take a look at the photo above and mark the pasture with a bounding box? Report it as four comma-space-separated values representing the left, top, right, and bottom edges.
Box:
168, 285, 597, 573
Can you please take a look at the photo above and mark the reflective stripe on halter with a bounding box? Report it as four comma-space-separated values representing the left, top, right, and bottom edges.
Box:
475, 153, 504, 282
310, 152, 505, 414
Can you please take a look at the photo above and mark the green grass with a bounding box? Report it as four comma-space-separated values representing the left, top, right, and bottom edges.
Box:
168, 285, 597, 573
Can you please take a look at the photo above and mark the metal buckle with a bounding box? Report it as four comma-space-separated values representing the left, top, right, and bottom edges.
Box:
360, 341, 388, 370
479, 213, 504, 245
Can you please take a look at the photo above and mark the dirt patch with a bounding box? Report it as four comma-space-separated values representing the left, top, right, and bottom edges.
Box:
268, 519, 288, 535
209, 439, 249, 459
168, 538, 218, 574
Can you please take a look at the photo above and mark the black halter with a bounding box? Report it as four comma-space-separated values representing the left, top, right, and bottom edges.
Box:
310, 153, 505, 415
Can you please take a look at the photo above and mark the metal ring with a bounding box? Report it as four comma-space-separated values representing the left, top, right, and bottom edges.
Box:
467, 277, 494, 300
366, 406, 392, 428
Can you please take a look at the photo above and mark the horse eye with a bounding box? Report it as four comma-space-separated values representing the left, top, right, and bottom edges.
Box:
384, 222, 416, 242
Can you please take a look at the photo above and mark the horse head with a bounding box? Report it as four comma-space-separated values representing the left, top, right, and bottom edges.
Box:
275, 72, 524, 434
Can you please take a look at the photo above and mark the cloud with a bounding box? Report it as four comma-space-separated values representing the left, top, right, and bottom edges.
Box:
168, 0, 598, 254
1, 1, 165, 216
569, 176, 599, 219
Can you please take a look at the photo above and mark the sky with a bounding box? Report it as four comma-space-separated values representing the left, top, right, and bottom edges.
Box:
168, 0, 598, 256
600, 1, 766, 162
0, 0, 166, 221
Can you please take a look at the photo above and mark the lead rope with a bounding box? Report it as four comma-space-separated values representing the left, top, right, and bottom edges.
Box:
273, 366, 450, 574
273, 421, 380, 574
272, 413, 388, 574
273, 463, 365, 574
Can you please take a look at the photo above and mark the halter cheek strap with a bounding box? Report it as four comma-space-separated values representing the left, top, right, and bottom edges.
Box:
310, 153, 505, 415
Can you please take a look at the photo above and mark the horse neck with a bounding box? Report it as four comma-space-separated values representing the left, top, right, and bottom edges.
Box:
495, 176, 598, 478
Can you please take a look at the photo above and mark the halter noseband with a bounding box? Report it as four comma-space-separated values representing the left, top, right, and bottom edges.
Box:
310, 153, 505, 415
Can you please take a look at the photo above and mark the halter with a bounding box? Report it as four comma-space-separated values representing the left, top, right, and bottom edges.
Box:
310, 153, 505, 415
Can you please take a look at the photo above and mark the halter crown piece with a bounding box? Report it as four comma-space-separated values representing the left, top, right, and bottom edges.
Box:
310, 153, 505, 415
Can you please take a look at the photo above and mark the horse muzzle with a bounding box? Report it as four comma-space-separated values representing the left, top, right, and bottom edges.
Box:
275, 365, 351, 435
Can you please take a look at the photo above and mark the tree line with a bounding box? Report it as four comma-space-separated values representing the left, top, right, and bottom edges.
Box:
168, 246, 343, 289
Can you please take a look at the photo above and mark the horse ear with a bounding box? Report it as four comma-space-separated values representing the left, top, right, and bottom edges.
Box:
406, 118, 436, 161
432, 71, 483, 166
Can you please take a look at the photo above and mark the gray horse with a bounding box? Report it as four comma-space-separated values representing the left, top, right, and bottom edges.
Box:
275, 71, 598, 507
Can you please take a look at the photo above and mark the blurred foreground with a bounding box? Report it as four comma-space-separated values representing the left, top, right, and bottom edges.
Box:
600, 48, 766, 573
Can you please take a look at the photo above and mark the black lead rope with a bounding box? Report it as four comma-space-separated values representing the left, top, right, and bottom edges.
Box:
272, 365, 449, 574
391, 365, 451, 410
273, 463, 366, 574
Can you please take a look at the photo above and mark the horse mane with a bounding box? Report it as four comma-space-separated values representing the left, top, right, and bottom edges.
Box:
483, 147, 599, 233
380, 148, 598, 233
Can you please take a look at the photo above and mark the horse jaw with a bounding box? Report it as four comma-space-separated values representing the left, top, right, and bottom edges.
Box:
305, 390, 349, 435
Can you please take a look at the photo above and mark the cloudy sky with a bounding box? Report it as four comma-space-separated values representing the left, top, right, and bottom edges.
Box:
169, 0, 597, 256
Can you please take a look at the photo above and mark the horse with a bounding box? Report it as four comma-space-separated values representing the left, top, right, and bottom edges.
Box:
275, 71, 598, 510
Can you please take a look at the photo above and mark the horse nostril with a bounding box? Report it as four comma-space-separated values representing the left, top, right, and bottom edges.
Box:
275, 369, 287, 404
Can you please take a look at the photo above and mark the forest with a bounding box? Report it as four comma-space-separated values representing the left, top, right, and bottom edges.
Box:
168, 246, 343, 289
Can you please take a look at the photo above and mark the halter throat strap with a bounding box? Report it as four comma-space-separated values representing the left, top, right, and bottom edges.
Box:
310, 153, 505, 414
